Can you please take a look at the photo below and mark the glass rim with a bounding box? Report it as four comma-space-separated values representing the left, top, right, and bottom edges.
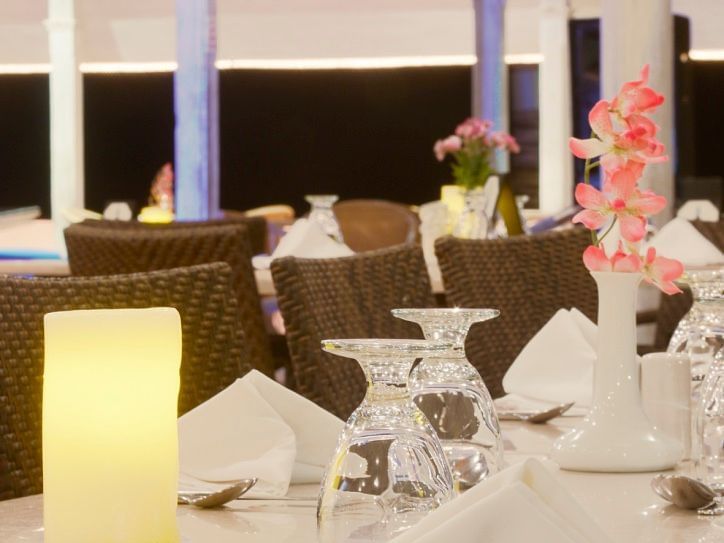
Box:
391, 307, 500, 321
321, 338, 455, 358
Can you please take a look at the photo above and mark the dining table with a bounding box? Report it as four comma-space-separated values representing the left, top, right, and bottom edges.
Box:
2, 417, 722, 542
0, 219, 447, 295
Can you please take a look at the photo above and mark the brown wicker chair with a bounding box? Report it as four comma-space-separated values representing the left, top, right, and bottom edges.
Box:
80, 213, 268, 256
0, 263, 249, 500
333, 199, 420, 252
65, 223, 274, 376
435, 228, 597, 398
271, 244, 435, 418
651, 219, 724, 350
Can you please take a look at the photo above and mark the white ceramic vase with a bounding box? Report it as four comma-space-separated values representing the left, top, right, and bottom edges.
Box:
551, 271, 682, 472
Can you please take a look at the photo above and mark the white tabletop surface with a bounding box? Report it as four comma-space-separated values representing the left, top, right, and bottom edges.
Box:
2, 418, 723, 542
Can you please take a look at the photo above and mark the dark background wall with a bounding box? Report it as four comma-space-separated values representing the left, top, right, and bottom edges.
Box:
1, 67, 473, 217
0, 61, 722, 216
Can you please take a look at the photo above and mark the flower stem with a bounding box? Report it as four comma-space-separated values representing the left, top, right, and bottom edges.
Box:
596, 217, 618, 246
582, 157, 601, 244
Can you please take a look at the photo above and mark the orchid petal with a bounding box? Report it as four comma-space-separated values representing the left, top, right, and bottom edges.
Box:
612, 252, 642, 273
630, 190, 666, 216
573, 209, 608, 230
569, 137, 610, 159
582, 245, 612, 272
607, 169, 639, 200
575, 182, 607, 210
588, 100, 614, 142
618, 214, 648, 243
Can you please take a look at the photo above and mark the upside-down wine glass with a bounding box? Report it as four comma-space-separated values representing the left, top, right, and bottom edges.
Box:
392, 308, 503, 490
305, 194, 344, 243
317, 339, 455, 542
694, 347, 724, 503
667, 266, 724, 400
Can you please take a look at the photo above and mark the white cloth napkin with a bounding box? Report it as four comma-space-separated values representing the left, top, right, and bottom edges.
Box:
392, 458, 611, 543
648, 217, 723, 267
252, 218, 353, 269
178, 370, 344, 498
501, 308, 596, 410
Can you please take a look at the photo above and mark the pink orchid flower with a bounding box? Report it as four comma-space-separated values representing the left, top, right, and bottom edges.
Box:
455, 118, 492, 139
572, 168, 666, 242
642, 247, 684, 294
582, 244, 642, 273
610, 64, 665, 118
433, 135, 463, 161
568, 100, 668, 170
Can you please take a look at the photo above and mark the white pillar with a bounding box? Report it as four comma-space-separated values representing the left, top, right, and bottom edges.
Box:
174, 0, 220, 221
45, 0, 84, 252
601, 0, 674, 224
538, 0, 574, 214
472, 0, 508, 173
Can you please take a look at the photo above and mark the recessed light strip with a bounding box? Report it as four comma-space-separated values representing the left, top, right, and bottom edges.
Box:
689, 49, 724, 61
0, 53, 545, 75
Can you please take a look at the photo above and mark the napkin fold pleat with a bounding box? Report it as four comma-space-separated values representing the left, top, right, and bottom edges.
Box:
502, 308, 595, 408
253, 218, 354, 268
647, 217, 723, 267
392, 458, 611, 543
178, 370, 344, 498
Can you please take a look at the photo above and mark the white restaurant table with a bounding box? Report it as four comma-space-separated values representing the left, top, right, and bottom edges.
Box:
2, 418, 722, 542
0, 220, 447, 295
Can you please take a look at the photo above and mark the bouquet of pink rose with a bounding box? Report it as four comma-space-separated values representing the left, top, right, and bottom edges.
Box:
434, 118, 520, 190
569, 64, 683, 294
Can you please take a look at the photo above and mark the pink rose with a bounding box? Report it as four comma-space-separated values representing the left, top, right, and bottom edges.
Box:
433, 135, 462, 161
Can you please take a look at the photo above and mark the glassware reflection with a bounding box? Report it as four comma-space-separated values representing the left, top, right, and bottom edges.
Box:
695, 349, 724, 492
668, 266, 724, 394
392, 308, 503, 490
317, 339, 455, 542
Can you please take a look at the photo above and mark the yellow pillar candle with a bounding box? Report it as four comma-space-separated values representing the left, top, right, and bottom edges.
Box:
43, 308, 182, 543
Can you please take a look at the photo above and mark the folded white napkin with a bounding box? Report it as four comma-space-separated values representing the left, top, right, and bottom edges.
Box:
501, 308, 596, 410
252, 218, 354, 269
392, 458, 611, 543
178, 370, 344, 498
648, 217, 723, 267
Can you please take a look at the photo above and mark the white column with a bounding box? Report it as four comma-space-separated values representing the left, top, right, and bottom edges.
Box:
472, 0, 508, 173
538, 0, 574, 214
174, 0, 220, 221
45, 0, 84, 252
601, 0, 674, 224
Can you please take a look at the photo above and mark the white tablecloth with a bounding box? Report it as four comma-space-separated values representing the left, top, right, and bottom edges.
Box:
2, 419, 722, 542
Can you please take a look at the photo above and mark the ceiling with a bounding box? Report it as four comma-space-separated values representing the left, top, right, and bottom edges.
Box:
0, 0, 720, 66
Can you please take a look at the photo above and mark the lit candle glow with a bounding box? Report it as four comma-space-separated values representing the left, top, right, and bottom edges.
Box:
43, 308, 182, 543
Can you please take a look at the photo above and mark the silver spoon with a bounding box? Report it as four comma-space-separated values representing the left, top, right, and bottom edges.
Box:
497, 402, 575, 424
178, 478, 257, 508
651, 474, 724, 515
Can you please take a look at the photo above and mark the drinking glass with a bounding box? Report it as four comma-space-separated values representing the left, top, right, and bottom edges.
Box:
695, 349, 724, 492
667, 267, 724, 397
305, 194, 344, 243
392, 308, 503, 489
317, 339, 455, 542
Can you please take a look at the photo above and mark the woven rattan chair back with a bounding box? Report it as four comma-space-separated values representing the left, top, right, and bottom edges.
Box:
0, 263, 248, 500
80, 214, 268, 256
271, 244, 434, 418
435, 228, 597, 398
65, 223, 274, 375
333, 199, 420, 252
652, 219, 724, 350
